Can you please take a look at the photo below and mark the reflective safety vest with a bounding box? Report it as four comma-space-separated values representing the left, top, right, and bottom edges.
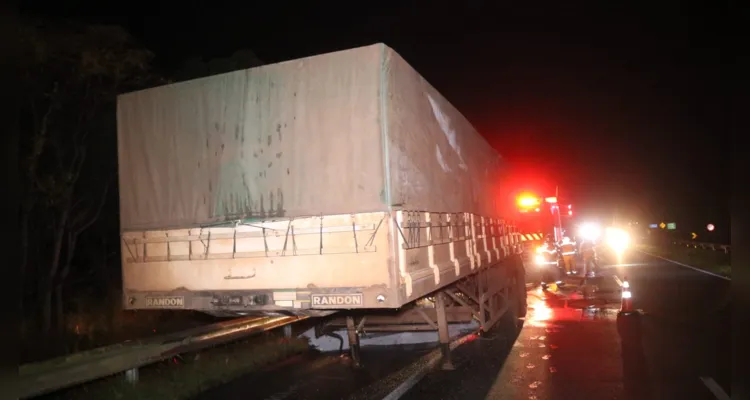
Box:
560, 243, 576, 256
580, 242, 595, 257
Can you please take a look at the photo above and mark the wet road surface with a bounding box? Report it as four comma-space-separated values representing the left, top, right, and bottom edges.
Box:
193, 345, 437, 400
401, 248, 730, 400
195, 247, 730, 400
609, 249, 730, 399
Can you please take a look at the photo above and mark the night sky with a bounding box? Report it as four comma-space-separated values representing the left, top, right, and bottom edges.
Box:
22, 1, 730, 241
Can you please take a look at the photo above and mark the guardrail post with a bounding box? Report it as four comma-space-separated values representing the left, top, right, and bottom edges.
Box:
19, 315, 306, 398
124, 367, 139, 384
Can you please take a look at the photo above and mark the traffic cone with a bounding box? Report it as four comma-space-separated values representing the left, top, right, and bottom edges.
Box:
619, 277, 634, 314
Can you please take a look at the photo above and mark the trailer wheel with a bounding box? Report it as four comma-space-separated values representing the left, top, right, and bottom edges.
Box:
497, 290, 522, 347
506, 265, 525, 332
516, 260, 528, 319
508, 255, 527, 320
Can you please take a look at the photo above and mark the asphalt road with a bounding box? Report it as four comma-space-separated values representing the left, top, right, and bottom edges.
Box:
400, 248, 731, 400
194, 247, 730, 400
193, 343, 439, 400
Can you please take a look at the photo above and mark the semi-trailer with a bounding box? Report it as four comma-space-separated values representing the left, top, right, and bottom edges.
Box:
117, 43, 529, 366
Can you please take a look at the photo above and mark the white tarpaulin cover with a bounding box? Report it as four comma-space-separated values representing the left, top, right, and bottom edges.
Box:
117, 44, 508, 231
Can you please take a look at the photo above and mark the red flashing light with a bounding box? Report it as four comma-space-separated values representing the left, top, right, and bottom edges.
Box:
568, 210, 573, 216
518, 196, 540, 208
517, 193, 542, 211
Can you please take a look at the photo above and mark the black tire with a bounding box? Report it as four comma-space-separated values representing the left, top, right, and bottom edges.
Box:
517, 271, 528, 319
508, 257, 527, 325
498, 292, 522, 348
509, 255, 528, 319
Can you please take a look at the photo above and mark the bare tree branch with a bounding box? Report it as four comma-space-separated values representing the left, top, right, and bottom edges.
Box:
19, 18, 157, 334
74, 180, 111, 235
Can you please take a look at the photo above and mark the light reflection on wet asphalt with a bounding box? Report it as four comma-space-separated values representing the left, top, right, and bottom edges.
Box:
401, 249, 729, 400
197, 249, 729, 400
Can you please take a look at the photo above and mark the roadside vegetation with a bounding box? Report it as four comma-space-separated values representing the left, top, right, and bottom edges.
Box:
45, 333, 310, 400
637, 242, 731, 278
21, 290, 221, 364
16, 15, 264, 364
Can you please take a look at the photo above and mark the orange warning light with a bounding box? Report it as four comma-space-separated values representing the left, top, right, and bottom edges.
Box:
517, 194, 541, 208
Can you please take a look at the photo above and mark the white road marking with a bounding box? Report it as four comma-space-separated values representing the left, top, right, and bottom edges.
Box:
381, 333, 478, 400
607, 263, 649, 267
639, 251, 731, 281
699, 376, 730, 400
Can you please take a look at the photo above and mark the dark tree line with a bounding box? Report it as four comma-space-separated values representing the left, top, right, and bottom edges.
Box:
18, 19, 157, 336
174, 49, 264, 82
18, 16, 263, 344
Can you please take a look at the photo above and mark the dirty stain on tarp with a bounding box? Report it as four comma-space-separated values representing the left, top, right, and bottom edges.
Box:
212, 159, 286, 220
427, 93, 468, 172
209, 67, 287, 221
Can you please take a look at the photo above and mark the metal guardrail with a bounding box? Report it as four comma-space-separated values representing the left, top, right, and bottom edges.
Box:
673, 240, 731, 254
18, 315, 306, 399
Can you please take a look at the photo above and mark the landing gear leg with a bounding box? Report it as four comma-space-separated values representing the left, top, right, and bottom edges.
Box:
346, 316, 362, 369
436, 292, 455, 370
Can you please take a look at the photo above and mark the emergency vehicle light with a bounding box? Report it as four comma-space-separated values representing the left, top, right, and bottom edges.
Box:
517, 195, 541, 208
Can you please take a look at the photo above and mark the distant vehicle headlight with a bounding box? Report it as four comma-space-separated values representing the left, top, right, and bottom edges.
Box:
606, 228, 630, 253
579, 223, 601, 241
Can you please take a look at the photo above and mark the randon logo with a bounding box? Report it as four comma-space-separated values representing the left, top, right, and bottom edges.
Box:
146, 296, 185, 307
311, 294, 363, 307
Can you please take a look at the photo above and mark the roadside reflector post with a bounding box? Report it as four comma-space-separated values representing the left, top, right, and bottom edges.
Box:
124, 367, 139, 384
436, 292, 455, 370
619, 277, 634, 315
617, 276, 642, 337
346, 316, 363, 369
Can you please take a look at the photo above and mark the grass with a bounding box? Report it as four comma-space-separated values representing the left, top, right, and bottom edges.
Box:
21, 294, 221, 364
637, 243, 731, 278
53, 333, 311, 400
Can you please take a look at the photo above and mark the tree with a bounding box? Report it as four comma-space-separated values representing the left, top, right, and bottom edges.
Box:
173, 48, 264, 82
19, 19, 156, 334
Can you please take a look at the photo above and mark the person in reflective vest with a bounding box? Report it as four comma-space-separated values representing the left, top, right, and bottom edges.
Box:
540, 239, 563, 291
542, 241, 560, 263
560, 236, 576, 275
580, 240, 597, 276
544, 235, 561, 263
